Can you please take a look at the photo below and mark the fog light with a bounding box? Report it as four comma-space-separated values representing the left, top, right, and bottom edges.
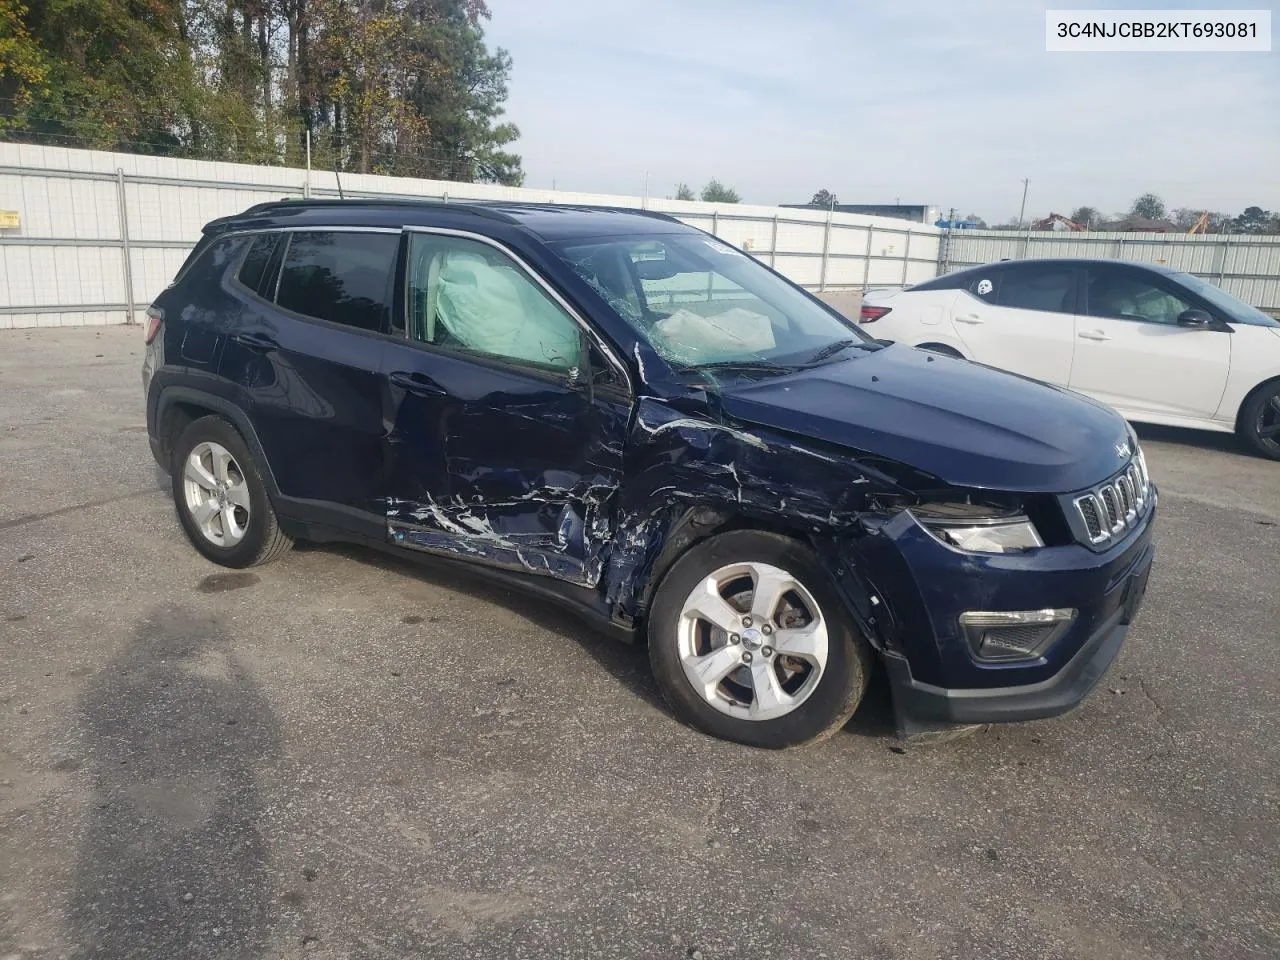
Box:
959, 609, 1077, 662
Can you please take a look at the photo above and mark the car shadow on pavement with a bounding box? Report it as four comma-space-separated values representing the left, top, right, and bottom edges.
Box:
304, 541, 666, 712
67, 607, 281, 960
302, 541, 897, 740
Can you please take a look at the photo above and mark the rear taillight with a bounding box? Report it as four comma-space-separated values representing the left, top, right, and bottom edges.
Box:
144, 305, 164, 345
860, 305, 892, 323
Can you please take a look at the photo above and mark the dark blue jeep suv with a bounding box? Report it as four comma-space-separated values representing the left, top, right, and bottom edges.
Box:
142, 200, 1156, 747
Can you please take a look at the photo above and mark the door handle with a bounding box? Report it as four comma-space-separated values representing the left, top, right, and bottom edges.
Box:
389, 370, 448, 397
231, 331, 278, 352
1078, 330, 1112, 341
954, 314, 984, 324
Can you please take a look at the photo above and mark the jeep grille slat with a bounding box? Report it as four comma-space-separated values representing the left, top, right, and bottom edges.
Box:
1072, 451, 1152, 547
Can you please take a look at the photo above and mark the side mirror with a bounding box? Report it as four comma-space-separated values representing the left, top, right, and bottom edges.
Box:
1177, 309, 1215, 329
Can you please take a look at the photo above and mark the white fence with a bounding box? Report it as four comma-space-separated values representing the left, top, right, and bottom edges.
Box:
942, 228, 1280, 314
6, 144, 1277, 328
0, 144, 940, 328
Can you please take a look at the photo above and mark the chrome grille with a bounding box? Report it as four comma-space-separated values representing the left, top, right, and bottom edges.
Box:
1072, 449, 1152, 546
1099, 486, 1121, 531
1077, 496, 1103, 541
1117, 474, 1136, 519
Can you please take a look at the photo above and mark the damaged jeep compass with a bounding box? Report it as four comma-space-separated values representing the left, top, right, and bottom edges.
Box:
143, 200, 1156, 747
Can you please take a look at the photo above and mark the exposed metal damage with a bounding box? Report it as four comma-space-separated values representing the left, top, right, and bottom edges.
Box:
599, 399, 921, 631
383, 392, 919, 634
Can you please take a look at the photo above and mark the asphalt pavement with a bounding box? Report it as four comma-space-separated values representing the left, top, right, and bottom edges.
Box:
1, 326, 1277, 959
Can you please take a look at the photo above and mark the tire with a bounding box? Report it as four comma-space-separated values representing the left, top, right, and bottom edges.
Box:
648, 530, 874, 748
1238, 381, 1280, 460
917, 342, 963, 359
170, 415, 293, 567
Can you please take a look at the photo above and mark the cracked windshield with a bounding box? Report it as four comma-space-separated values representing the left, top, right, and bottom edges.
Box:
555, 234, 870, 372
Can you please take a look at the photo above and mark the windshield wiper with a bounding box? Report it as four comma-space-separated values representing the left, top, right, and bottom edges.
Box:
803, 338, 861, 365
691, 358, 798, 374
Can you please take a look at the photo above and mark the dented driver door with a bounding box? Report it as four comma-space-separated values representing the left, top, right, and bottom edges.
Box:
382, 229, 630, 585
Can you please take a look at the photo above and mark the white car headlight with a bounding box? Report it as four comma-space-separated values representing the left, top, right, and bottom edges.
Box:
926, 519, 1044, 553
909, 502, 1045, 554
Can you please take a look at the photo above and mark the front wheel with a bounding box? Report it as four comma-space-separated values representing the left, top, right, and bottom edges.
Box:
648, 531, 874, 748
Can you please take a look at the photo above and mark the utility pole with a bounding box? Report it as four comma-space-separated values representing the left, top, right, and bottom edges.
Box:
939, 206, 956, 274
1018, 178, 1030, 227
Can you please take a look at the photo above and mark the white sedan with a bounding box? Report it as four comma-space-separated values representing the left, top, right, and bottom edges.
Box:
860, 258, 1280, 459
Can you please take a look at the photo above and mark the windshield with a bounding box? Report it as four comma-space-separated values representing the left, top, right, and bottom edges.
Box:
1175, 272, 1279, 327
552, 233, 871, 369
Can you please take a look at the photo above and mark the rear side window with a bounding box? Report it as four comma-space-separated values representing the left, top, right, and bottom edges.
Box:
996, 266, 1075, 314
276, 231, 400, 332
172, 236, 214, 286
237, 233, 280, 295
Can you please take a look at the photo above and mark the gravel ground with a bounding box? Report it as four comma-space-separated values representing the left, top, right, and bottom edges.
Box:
1, 326, 1277, 960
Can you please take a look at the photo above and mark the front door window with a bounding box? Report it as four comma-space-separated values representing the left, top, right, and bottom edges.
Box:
406, 233, 583, 373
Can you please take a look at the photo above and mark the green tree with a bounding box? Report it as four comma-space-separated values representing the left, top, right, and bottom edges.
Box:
10, 0, 196, 153
1069, 206, 1100, 228
405, 1, 523, 184
1130, 193, 1166, 220
700, 179, 740, 203
312, 0, 432, 175
1229, 206, 1279, 234
674, 182, 695, 201
810, 188, 837, 208
0, 0, 49, 134
1, 0, 523, 184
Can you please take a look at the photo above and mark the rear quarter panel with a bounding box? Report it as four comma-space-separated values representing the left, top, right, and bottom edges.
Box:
866, 290, 967, 355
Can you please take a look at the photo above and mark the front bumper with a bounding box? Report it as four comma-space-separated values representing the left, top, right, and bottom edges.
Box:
883, 551, 1150, 729
847, 490, 1156, 734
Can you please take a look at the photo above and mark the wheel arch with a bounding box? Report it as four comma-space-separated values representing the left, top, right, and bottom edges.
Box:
641, 506, 822, 604
154, 386, 281, 499
1234, 374, 1280, 432
609, 499, 882, 650
915, 341, 966, 359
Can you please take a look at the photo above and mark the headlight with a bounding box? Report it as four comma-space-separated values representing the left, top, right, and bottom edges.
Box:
909, 501, 1045, 554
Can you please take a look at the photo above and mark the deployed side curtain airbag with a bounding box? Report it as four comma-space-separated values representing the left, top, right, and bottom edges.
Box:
436, 252, 580, 369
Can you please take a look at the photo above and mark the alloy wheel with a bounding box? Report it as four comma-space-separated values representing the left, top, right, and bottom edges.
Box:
676, 561, 828, 721
1256, 390, 1280, 451
182, 441, 252, 547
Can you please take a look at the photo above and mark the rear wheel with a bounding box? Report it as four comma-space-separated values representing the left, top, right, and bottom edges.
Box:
648, 531, 873, 748
1239, 381, 1280, 460
171, 416, 293, 567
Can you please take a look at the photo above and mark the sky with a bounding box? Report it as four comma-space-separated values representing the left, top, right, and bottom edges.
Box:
483, 0, 1278, 221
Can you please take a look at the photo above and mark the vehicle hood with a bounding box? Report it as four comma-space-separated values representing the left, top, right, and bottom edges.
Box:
717, 345, 1132, 493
